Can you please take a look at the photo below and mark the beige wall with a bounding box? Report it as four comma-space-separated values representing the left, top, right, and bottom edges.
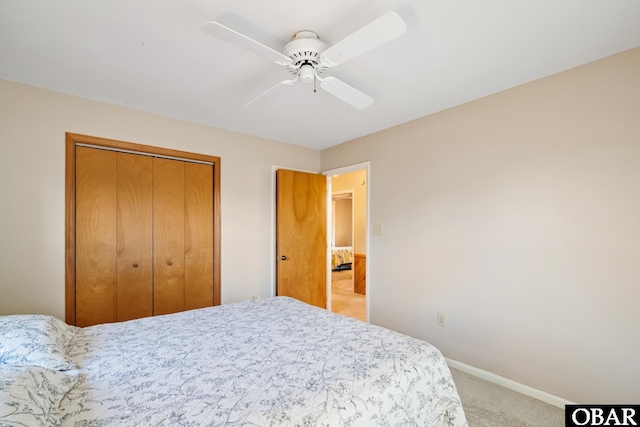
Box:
331, 170, 367, 254
321, 47, 640, 403
333, 198, 352, 248
0, 79, 320, 320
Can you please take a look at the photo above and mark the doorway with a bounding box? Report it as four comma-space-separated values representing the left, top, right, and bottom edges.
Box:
272, 163, 369, 322
327, 166, 368, 322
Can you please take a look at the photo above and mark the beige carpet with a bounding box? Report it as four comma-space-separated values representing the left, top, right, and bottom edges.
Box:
331, 270, 366, 322
450, 368, 564, 427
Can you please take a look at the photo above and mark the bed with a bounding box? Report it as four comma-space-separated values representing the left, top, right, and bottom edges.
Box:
331, 247, 353, 271
1, 297, 468, 426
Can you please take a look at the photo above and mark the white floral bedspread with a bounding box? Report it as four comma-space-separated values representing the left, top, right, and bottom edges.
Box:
61, 297, 467, 426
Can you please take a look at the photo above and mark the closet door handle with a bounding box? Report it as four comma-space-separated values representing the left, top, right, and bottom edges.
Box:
167, 261, 173, 266
132, 263, 139, 268
280, 255, 287, 261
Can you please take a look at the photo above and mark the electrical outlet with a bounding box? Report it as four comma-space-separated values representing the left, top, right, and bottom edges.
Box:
250, 294, 258, 301
437, 312, 446, 327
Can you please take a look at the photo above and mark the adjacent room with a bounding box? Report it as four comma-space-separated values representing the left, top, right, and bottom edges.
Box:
330, 169, 367, 322
1, 1, 639, 426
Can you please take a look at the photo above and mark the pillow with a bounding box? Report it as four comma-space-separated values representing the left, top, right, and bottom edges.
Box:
0, 364, 77, 426
0, 315, 77, 371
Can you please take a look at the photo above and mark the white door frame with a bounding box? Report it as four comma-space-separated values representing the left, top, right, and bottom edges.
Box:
323, 162, 370, 322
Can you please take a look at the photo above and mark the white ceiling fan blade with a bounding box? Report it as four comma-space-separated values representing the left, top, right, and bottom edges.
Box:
320, 76, 373, 110
319, 11, 407, 67
244, 78, 298, 108
201, 21, 292, 66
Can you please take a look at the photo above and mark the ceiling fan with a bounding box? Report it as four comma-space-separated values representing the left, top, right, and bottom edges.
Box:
201, 11, 407, 109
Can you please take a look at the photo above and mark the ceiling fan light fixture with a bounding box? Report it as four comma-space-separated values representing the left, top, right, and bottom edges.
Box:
299, 64, 315, 84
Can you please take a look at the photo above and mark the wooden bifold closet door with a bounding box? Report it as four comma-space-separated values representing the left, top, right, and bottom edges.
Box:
70, 135, 219, 327
152, 158, 214, 316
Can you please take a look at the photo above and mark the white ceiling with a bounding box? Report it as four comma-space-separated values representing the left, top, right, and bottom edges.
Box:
1, 1, 639, 150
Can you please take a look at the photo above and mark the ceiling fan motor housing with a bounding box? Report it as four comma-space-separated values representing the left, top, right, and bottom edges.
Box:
283, 30, 328, 79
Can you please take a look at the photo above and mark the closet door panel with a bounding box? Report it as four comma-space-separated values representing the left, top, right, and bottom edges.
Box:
184, 163, 214, 309
153, 158, 185, 315
116, 153, 153, 321
75, 147, 117, 327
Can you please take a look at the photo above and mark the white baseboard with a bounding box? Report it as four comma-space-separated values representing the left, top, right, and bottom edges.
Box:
446, 358, 574, 409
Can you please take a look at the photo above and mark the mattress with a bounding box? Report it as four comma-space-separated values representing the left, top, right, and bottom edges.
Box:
2, 297, 468, 426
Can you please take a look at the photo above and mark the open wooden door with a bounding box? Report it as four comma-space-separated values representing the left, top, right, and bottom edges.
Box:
276, 169, 327, 308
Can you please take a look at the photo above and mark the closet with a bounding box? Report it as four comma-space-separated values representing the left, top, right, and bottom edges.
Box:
66, 134, 221, 327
